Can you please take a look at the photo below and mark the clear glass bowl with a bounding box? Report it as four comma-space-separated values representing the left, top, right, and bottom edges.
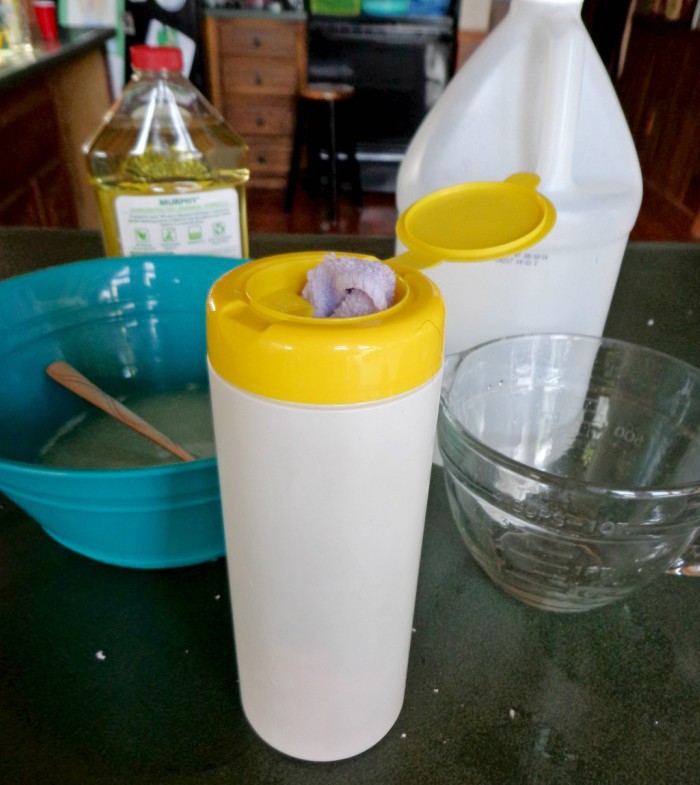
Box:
438, 333, 700, 612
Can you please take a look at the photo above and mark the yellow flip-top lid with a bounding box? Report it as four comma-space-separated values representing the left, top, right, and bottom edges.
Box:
396, 173, 557, 268
207, 252, 445, 405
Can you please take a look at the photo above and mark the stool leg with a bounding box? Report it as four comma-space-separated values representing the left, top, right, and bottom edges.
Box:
335, 95, 362, 210
284, 98, 305, 214
348, 138, 363, 208
328, 99, 338, 223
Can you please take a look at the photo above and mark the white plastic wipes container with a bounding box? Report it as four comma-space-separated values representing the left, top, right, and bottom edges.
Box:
396, 0, 643, 354
206, 252, 445, 762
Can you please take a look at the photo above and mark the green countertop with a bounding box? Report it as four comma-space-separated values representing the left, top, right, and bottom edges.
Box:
0, 230, 699, 784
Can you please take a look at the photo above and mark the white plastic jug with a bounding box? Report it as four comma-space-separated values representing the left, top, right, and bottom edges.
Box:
396, 0, 643, 354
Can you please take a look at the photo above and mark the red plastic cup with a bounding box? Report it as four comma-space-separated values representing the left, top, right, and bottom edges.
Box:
33, 0, 59, 43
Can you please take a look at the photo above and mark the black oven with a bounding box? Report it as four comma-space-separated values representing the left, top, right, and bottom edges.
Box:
307, 15, 455, 192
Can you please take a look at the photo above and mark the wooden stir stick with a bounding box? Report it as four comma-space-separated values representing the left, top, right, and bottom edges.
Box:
46, 361, 196, 462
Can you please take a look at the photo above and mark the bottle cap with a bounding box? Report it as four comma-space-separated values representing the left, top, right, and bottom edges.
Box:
207, 252, 445, 405
130, 45, 183, 72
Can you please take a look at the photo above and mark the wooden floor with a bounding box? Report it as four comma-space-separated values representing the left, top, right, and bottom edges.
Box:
248, 182, 700, 243
248, 187, 398, 238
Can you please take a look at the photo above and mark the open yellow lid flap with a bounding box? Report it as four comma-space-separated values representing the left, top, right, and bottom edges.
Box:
395, 173, 557, 268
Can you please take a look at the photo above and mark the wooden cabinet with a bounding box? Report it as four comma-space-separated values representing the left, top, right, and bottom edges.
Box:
616, 20, 700, 239
0, 37, 112, 229
0, 84, 75, 226
204, 15, 307, 189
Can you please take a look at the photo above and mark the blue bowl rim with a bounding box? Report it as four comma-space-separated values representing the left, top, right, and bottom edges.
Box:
0, 253, 244, 288
0, 454, 218, 480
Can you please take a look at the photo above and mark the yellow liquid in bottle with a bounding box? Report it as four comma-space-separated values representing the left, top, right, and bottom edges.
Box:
88, 115, 250, 258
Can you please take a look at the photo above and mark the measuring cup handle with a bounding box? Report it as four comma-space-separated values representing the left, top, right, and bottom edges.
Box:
666, 541, 700, 577
536, 10, 586, 191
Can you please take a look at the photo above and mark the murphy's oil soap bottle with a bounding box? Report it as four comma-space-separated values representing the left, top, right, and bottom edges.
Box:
396, 0, 642, 355
85, 45, 249, 258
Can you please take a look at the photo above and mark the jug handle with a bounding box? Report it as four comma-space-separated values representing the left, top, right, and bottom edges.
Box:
536, 10, 587, 192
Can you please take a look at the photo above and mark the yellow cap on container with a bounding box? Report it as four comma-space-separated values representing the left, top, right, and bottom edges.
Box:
207, 252, 445, 405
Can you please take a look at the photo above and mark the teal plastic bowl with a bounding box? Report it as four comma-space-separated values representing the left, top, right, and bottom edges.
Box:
0, 255, 246, 569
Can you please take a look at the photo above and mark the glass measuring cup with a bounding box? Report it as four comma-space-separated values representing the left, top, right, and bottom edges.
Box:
438, 334, 700, 612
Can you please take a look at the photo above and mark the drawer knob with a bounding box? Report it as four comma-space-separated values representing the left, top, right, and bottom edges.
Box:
253, 36, 262, 48
257, 154, 267, 164
256, 117, 265, 128
254, 71, 263, 86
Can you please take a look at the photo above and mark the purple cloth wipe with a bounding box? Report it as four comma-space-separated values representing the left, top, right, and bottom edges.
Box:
302, 254, 396, 318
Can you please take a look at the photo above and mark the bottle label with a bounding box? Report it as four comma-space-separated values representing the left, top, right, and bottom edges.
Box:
114, 188, 243, 258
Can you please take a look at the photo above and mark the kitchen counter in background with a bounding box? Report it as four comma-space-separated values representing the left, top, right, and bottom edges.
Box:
0, 231, 698, 784
0, 28, 113, 229
0, 27, 113, 94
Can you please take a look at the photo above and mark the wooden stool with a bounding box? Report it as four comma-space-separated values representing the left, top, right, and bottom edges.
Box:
284, 82, 363, 222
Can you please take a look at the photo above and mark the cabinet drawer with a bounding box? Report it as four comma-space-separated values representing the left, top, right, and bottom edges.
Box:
0, 87, 60, 192
248, 137, 293, 177
225, 95, 295, 136
221, 56, 299, 94
218, 20, 299, 58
